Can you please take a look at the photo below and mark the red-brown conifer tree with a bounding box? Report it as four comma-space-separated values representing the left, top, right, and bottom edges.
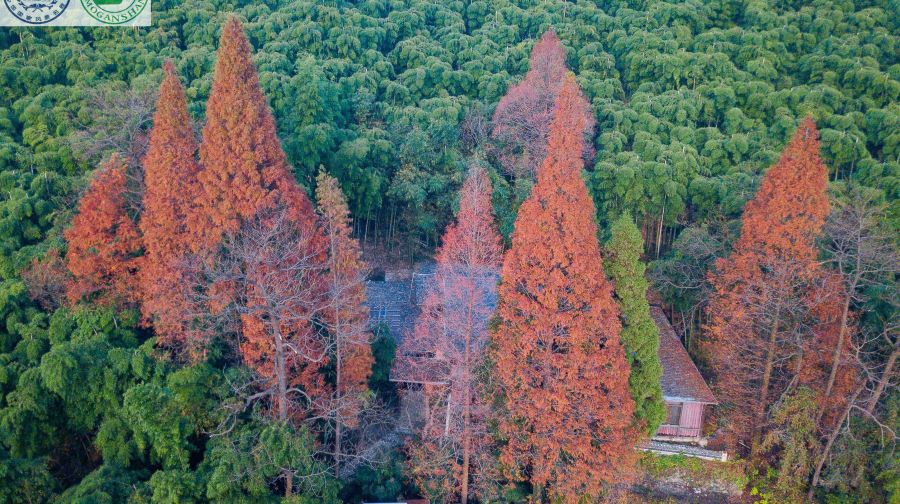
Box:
140, 61, 200, 347
402, 164, 503, 503
490, 75, 636, 501
181, 19, 328, 494
315, 170, 374, 474
192, 16, 317, 250
65, 155, 142, 308
492, 30, 594, 180
705, 118, 832, 452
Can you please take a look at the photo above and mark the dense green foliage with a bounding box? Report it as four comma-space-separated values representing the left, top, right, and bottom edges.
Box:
603, 213, 665, 436
0, 0, 897, 501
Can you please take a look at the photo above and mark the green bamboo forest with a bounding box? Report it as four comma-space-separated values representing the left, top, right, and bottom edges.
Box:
0, 0, 896, 502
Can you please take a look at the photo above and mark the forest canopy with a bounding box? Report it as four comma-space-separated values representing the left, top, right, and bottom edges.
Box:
0, 0, 896, 502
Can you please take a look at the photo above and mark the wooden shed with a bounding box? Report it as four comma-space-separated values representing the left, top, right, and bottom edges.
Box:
650, 306, 717, 444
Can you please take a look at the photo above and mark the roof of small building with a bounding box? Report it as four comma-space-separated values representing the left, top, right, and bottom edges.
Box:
380, 262, 499, 385
365, 261, 498, 344
365, 278, 417, 341
650, 306, 717, 404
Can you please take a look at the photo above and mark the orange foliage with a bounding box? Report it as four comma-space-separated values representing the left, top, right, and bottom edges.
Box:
65, 155, 142, 308
188, 17, 328, 417
316, 171, 373, 434
231, 212, 328, 421
705, 118, 833, 449
490, 75, 636, 500
435, 165, 503, 269
192, 16, 316, 251
729, 118, 830, 265
402, 165, 503, 502
140, 60, 201, 345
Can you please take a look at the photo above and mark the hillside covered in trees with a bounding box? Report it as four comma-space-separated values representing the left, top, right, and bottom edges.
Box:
0, 0, 896, 502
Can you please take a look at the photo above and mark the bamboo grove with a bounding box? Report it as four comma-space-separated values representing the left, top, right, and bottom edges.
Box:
0, 1, 897, 502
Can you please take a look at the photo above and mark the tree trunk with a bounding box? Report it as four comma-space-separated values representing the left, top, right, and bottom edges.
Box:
754, 309, 781, 453
444, 389, 452, 437
423, 386, 434, 433
364, 210, 371, 247
821, 291, 852, 402
655, 199, 666, 258
808, 384, 863, 500
335, 335, 343, 476
461, 285, 475, 504
328, 225, 345, 477
274, 331, 293, 497
275, 332, 288, 421
866, 343, 899, 414
820, 262, 861, 422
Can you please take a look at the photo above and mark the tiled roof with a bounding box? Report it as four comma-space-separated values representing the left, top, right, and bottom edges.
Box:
371, 264, 716, 404
377, 262, 499, 384
651, 306, 717, 404
365, 278, 417, 342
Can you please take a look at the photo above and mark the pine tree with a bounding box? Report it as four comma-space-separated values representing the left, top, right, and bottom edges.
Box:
315, 170, 373, 475
140, 60, 200, 347
490, 75, 636, 500
403, 164, 502, 503
65, 155, 142, 308
492, 30, 594, 180
603, 212, 665, 436
193, 15, 316, 250
706, 118, 831, 452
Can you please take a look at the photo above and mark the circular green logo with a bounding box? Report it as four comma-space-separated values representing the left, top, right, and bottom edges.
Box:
80, 0, 147, 24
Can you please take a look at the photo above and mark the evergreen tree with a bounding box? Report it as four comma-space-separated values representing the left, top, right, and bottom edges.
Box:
139, 60, 200, 347
603, 213, 665, 436
490, 75, 636, 501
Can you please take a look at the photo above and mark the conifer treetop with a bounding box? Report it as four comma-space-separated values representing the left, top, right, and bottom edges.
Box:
492, 74, 636, 499
195, 16, 315, 249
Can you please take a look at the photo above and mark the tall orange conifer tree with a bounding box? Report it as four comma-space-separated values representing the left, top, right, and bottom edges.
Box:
490, 75, 636, 501
403, 164, 503, 503
65, 155, 142, 308
705, 118, 831, 452
199, 12, 325, 388
192, 15, 317, 250
315, 170, 373, 474
140, 60, 200, 347
185, 21, 328, 496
